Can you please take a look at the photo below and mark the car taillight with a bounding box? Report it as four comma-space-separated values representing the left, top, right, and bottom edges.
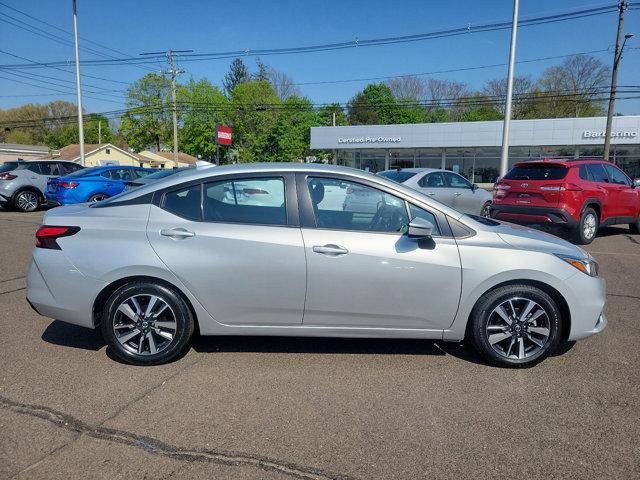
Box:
564, 183, 583, 191
0, 173, 17, 180
494, 183, 510, 197
35, 225, 80, 250
58, 182, 79, 189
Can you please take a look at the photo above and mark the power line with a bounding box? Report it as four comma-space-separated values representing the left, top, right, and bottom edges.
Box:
0, 4, 621, 69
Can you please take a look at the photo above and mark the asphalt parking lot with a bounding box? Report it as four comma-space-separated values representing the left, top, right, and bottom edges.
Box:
0, 208, 638, 480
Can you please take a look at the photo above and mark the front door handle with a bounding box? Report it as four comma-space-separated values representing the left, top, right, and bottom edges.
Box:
312, 244, 349, 256
160, 228, 195, 239
453, 192, 462, 196
426, 192, 436, 196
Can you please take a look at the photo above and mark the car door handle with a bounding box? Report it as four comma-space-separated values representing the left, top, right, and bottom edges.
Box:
453, 192, 462, 196
160, 228, 195, 239
312, 244, 349, 256
426, 192, 436, 196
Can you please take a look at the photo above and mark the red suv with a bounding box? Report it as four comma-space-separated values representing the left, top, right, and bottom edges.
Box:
490, 159, 640, 244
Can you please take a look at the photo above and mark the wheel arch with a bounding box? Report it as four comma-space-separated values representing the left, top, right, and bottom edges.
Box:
581, 198, 601, 220
464, 279, 571, 342
87, 192, 110, 202
92, 275, 199, 333
12, 185, 44, 204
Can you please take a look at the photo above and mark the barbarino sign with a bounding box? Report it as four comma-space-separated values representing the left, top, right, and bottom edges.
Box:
582, 130, 638, 139
338, 136, 402, 144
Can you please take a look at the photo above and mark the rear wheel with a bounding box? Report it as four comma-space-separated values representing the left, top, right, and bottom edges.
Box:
101, 281, 195, 365
13, 190, 40, 212
572, 207, 598, 245
88, 193, 109, 203
469, 284, 562, 368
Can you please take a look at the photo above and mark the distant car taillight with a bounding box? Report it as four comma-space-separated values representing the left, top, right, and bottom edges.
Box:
0, 173, 17, 180
58, 182, 79, 189
35, 226, 80, 250
493, 183, 510, 197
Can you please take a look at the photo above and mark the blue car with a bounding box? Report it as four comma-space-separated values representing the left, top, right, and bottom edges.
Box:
45, 166, 155, 205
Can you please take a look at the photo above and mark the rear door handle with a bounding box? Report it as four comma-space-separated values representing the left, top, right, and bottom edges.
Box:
426, 192, 436, 196
160, 228, 195, 239
312, 244, 349, 256
453, 192, 462, 196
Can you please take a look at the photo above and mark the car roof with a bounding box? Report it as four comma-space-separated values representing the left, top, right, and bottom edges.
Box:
513, 158, 605, 167
381, 168, 443, 174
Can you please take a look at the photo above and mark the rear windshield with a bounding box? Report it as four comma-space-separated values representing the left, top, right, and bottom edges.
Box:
377, 170, 418, 183
64, 166, 102, 178
504, 164, 568, 181
0, 162, 18, 173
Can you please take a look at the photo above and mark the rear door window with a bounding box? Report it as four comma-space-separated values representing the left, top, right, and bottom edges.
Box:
504, 165, 568, 181
203, 177, 286, 225
41, 163, 61, 176
419, 172, 446, 188
586, 163, 610, 183
578, 165, 595, 182
162, 184, 202, 220
26, 163, 43, 175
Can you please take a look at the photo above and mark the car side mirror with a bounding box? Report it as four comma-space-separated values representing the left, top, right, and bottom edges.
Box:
471, 183, 479, 191
633, 178, 640, 188
407, 217, 434, 239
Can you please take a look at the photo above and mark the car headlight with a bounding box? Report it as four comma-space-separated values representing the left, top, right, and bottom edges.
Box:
555, 253, 599, 277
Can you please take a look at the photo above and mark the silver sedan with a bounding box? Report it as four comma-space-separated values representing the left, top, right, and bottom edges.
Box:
27, 163, 606, 367
378, 168, 494, 216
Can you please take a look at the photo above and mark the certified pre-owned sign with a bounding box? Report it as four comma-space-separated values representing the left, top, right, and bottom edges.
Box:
583, 130, 638, 138
338, 136, 402, 144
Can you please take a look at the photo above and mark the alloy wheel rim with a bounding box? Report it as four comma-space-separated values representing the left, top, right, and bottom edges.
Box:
481, 204, 491, 217
113, 294, 177, 356
486, 297, 551, 360
91, 194, 107, 202
17, 192, 38, 211
583, 214, 597, 239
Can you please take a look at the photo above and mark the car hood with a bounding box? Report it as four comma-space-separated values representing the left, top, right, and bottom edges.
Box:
493, 221, 585, 257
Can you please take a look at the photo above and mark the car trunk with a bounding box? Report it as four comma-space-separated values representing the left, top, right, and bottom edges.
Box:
494, 163, 569, 207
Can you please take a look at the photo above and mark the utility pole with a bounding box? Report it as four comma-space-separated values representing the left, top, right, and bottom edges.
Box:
604, 1, 629, 162
499, 0, 519, 178
98, 120, 101, 144
71, 0, 85, 166
140, 49, 192, 167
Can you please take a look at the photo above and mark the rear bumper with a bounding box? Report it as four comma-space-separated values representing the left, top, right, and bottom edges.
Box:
490, 204, 578, 227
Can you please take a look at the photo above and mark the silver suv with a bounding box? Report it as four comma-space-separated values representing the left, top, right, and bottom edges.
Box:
0, 160, 83, 212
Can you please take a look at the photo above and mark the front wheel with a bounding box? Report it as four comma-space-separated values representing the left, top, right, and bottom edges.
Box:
14, 190, 40, 212
480, 201, 492, 217
101, 281, 195, 365
469, 284, 562, 368
629, 214, 640, 234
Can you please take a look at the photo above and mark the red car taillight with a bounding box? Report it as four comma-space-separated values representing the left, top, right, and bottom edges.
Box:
0, 173, 17, 180
35, 225, 80, 250
58, 181, 79, 189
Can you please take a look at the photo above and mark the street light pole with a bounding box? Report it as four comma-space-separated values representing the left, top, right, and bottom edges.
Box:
499, 0, 519, 178
72, 0, 85, 166
604, 1, 629, 162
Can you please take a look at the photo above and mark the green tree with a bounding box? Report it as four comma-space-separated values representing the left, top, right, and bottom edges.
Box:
119, 73, 172, 151
265, 95, 318, 161
223, 58, 251, 96
347, 83, 425, 125
0, 100, 77, 145
177, 78, 228, 160
45, 114, 113, 149
225, 80, 281, 162
317, 103, 348, 126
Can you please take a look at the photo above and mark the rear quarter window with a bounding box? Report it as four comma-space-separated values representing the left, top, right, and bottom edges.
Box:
504, 165, 568, 181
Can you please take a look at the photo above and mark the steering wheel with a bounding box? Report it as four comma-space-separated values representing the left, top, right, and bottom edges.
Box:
369, 204, 403, 232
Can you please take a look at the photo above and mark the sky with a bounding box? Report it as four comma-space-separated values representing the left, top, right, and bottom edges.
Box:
0, 0, 639, 116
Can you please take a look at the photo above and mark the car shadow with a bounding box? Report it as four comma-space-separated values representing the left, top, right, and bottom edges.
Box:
41, 321, 576, 367
41, 320, 105, 351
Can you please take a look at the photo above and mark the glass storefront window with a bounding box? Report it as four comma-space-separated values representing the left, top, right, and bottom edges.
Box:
445, 148, 475, 181
415, 149, 442, 169
389, 149, 415, 169
354, 149, 386, 173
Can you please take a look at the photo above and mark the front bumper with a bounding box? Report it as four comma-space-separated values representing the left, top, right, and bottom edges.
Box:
490, 205, 578, 227
563, 272, 607, 341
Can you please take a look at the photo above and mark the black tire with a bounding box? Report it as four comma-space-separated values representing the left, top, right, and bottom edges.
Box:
13, 189, 40, 212
88, 193, 109, 203
629, 214, 640, 234
480, 201, 492, 217
101, 281, 194, 366
469, 284, 563, 368
572, 207, 598, 245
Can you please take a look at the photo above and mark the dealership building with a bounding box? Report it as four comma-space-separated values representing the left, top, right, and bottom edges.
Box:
310, 115, 640, 183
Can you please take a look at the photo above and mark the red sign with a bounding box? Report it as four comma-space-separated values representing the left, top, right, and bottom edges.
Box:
216, 125, 233, 145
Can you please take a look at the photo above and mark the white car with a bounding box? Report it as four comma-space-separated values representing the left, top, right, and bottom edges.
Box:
378, 168, 493, 216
